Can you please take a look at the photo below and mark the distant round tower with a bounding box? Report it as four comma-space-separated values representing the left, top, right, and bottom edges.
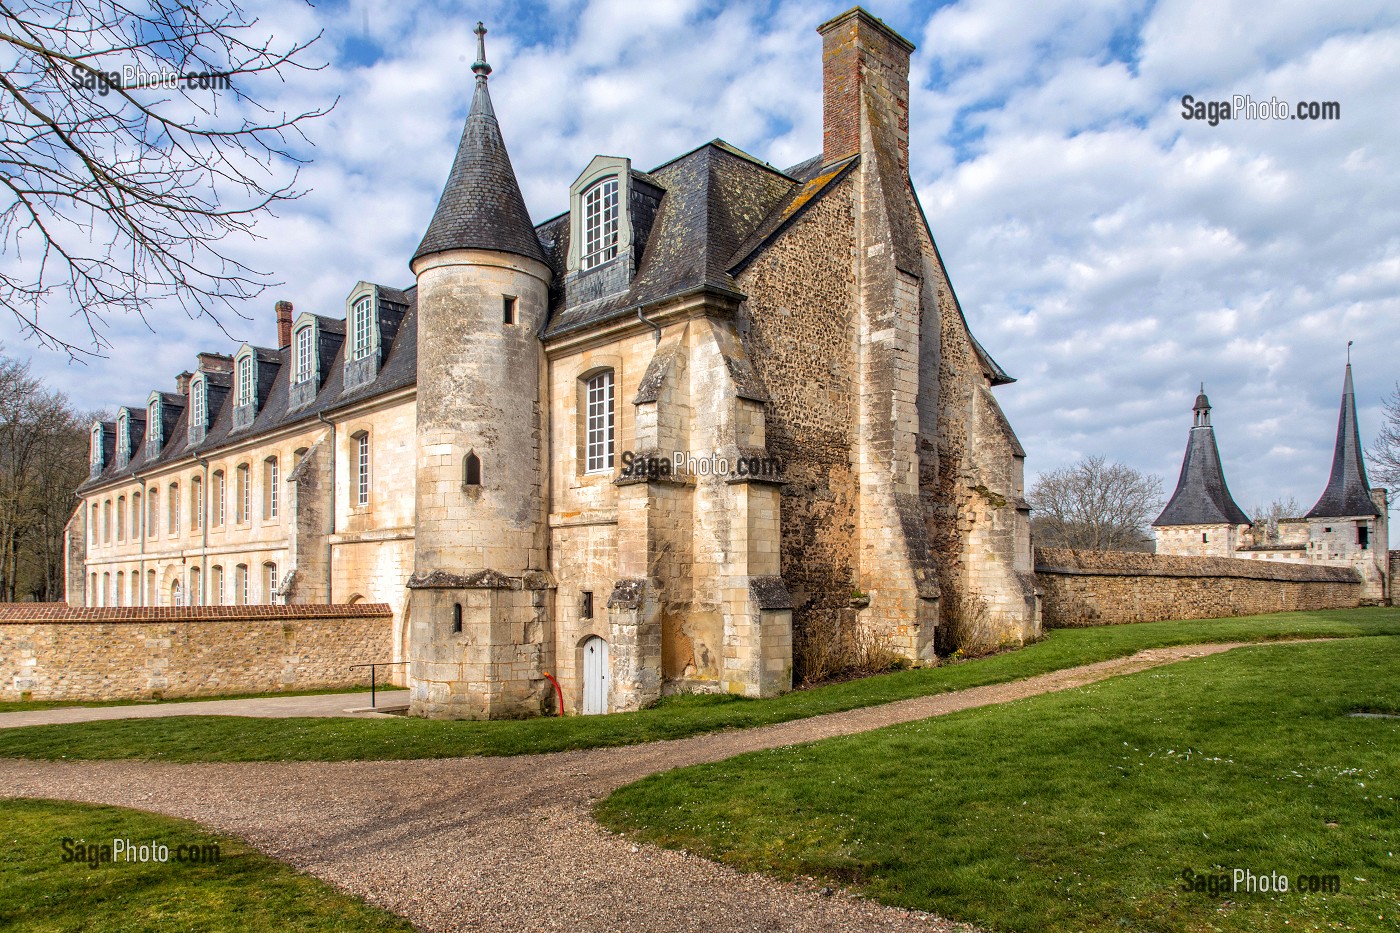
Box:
407, 23, 554, 719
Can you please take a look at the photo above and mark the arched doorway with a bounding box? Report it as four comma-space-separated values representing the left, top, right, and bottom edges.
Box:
581, 636, 609, 715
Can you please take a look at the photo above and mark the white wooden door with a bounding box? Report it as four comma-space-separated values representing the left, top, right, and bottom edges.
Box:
582, 636, 609, 715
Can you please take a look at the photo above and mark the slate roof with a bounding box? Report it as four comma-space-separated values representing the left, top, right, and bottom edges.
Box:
1154, 394, 1252, 527
413, 74, 546, 266
1306, 363, 1380, 518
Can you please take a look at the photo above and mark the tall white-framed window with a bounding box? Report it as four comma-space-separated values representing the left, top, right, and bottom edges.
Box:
585, 370, 615, 473
168, 483, 179, 535
171, 579, 183, 607
212, 565, 224, 605
147, 399, 161, 447
212, 470, 225, 526
294, 324, 314, 382
191, 476, 204, 531
351, 296, 375, 360
263, 456, 279, 520
237, 354, 254, 406
354, 432, 370, 507
264, 562, 279, 604
236, 464, 249, 523
235, 563, 248, 606
116, 411, 130, 466
89, 504, 98, 544
90, 424, 103, 470
581, 177, 619, 270
116, 496, 125, 540
190, 377, 206, 429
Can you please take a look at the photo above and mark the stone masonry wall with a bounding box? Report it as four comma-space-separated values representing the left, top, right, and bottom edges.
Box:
1035, 548, 1362, 627
0, 603, 392, 701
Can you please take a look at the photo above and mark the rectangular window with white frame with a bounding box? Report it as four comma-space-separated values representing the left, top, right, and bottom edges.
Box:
264, 457, 279, 520
295, 324, 314, 382
351, 296, 374, 361
582, 177, 619, 270
585, 370, 615, 474
355, 432, 370, 507
237, 355, 253, 406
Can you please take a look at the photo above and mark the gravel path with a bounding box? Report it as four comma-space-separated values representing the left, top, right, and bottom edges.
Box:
0, 641, 1260, 932
0, 690, 410, 730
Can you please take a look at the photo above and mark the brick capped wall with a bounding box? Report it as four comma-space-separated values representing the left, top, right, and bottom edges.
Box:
0, 603, 393, 701
1035, 548, 1362, 627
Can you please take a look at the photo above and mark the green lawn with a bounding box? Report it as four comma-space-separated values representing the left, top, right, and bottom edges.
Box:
0, 798, 413, 932
0, 685, 388, 714
1, 608, 1398, 763
596, 637, 1400, 933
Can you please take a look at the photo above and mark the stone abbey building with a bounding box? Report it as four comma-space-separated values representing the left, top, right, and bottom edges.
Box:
1153, 363, 1390, 602
69, 8, 1038, 718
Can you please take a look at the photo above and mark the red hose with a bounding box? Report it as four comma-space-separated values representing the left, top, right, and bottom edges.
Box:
542, 671, 565, 717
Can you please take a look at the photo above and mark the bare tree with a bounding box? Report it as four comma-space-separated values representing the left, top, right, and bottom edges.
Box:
0, 1, 331, 356
1029, 455, 1164, 552
1250, 495, 1302, 545
1368, 382, 1400, 488
0, 353, 87, 600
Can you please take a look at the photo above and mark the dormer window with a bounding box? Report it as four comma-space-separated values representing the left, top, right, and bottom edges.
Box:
116, 410, 130, 468
582, 177, 619, 270
146, 397, 162, 454
188, 375, 208, 445
233, 348, 260, 430
237, 354, 254, 406
350, 296, 375, 361
294, 324, 314, 383
90, 423, 104, 472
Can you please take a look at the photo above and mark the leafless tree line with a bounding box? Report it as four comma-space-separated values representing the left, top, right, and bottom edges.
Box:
0, 352, 89, 600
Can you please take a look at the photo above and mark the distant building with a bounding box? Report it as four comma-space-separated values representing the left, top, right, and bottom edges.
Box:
1153, 364, 1390, 602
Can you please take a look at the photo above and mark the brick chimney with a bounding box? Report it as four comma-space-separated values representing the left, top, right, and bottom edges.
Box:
817, 8, 915, 172
275, 300, 294, 349
175, 371, 193, 395
196, 352, 233, 375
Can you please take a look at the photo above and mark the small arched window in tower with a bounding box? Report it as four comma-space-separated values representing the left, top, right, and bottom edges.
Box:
452, 603, 463, 634
502, 295, 517, 325
464, 451, 482, 487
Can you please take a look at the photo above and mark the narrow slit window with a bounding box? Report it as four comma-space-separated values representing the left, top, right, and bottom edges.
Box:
503, 295, 517, 325
464, 451, 482, 486
452, 604, 463, 634
582, 590, 594, 620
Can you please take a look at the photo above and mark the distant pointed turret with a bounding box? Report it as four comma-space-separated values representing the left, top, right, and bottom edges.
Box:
1155, 387, 1252, 528
1305, 360, 1380, 519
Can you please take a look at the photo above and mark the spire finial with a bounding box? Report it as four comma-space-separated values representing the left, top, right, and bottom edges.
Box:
1347, 339, 1353, 364
472, 22, 492, 79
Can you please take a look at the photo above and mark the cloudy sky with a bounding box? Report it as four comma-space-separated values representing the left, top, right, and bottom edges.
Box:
6, 0, 1399, 538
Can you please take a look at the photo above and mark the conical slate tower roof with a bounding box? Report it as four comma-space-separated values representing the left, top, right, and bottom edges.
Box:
1154, 390, 1252, 527
1305, 362, 1379, 518
413, 23, 547, 266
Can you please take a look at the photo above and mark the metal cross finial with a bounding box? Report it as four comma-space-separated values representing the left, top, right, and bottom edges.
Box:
1347, 339, 1353, 363
472, 22, 492, 78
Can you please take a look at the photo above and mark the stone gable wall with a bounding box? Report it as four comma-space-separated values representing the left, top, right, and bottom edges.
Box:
0, 603, 392, 701
1035, 548, 1362, 627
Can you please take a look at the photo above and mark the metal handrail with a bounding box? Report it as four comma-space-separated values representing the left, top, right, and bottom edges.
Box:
348, 660, 409, 708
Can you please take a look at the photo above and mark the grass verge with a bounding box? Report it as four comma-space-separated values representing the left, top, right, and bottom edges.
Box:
596, 637, 1400, 933
0, 798, 413, 931
0, 684, 388, 713
1, 608, 1398, 763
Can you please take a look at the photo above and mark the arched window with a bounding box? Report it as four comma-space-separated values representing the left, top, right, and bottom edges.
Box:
263, 456, 279, 520
581, 176, 619, 269
353, 431, 370, 507
263, 562, 279, 604
102, 500, 111, 543
350, 296, 375, 361
236, 354, 254, 407
167, 483, 180, 535
171, 578, 183, 607
464, 451, 482, 486
188, 567, 201, 606
90, 504, 98, 544
235, 564, 249, 605
294, 324, 315, 383
584, 370, 615, 473
147, 489, 158, 538
236, 464, 249, 522
116, 411, 130, 467
116, 496, 125, 540
89, 572, 97, 606
190, 477, 203, 531
90, 423, 103, 470
212, 565, 224, 605
146, 569, 156, 605
147, 398, 161, 448
191, 376, 206, 430
115, 571, 124, 606
131, 491, 141, 539
100, 572, 109, 606
212, 470, 225, 526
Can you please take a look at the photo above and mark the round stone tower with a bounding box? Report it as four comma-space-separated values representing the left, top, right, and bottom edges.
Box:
407, 23, 555, 719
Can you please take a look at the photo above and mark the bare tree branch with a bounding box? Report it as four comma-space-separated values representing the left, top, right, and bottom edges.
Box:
1028, 455, 1164, 552
0, 0, 333, 358
1367, 382, 1400, 489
